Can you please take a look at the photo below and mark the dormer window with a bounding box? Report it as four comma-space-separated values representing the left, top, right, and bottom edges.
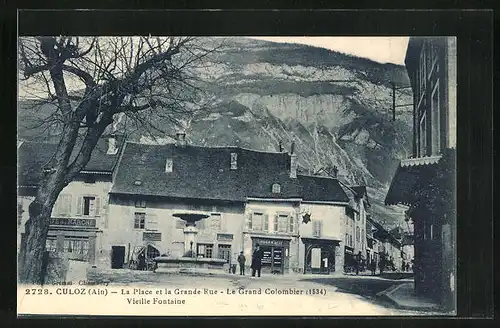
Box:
165, 158, 173, 173
272, 183, 281, 193
230, 153, 237, 170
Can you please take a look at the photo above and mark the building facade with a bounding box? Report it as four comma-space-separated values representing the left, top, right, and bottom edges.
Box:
385, 37, 457, 310
18, 134, 374, 276
104, 137, 359, 275
17, 137, 123, 265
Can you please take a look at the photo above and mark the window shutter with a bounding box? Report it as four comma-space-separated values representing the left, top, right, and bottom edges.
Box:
246, 213, 252, 230
95, 197, 101, 216
146, 213, 158, 231
76, 197, 83, 216
66, 195, 72, 216
273, 215, 278, 232
263, 214, 269, 232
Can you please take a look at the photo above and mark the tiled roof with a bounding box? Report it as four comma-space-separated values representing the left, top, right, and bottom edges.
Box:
297, 175, 349, 203
110, 142, 350, 203
18, 137, 124, 187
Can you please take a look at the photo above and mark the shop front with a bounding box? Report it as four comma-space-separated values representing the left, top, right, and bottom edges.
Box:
344, 246, 355, 273
301, 237, 339, 274
251, 236, 291, 274
45, 217, 99, 264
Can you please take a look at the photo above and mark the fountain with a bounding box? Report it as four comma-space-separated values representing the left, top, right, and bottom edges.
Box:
153, 212, 227, 274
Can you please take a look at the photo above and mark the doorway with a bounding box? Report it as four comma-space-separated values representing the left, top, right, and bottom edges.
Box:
261, 246, 284, 274
111, 246, 125, 269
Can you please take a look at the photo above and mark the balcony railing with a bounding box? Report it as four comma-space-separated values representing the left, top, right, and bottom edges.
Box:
49, 217, 96, 227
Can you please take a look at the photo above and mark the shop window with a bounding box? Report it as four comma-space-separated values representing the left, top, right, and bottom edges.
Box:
135, 199, 146, 208
218, 244, 231, 263
63, 237, 89, 256
134, 212, 146, 229
45, 238, 57, 252
197, 244, 213, 258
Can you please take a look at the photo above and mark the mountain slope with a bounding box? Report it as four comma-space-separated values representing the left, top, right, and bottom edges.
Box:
18, 37, 413, 229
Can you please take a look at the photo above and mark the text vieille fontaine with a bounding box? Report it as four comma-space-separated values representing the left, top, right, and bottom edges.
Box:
124, 287, 305, 305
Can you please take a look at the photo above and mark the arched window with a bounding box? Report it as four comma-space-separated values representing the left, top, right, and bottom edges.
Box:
146, 245, 160, 259
271, 183, 281, 193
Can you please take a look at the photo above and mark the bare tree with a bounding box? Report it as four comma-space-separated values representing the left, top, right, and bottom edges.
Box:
17, 36, 219, 284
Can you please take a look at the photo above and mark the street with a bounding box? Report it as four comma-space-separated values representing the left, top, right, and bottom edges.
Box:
86, 268, 438, 316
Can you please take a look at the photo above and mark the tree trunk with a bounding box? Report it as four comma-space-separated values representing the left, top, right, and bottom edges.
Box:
18, 199, 52, 285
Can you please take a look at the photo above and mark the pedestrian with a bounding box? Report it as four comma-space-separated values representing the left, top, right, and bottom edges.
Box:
355, 251, 362, 275
237, 251, 246, 275
370, 261, 376, 275
138, 252, 146, 271
251, 244, 263, 277
401, 260, 405, 272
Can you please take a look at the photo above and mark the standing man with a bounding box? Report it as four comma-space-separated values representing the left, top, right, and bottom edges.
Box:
237, 251, 246, 275
251, 244, 263, 277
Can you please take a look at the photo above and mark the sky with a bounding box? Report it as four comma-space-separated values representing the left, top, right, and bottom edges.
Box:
249, 37, 409, 65
19, 36, 409, 98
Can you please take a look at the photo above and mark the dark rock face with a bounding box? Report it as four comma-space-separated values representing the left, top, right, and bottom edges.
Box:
18, 37, 413, 228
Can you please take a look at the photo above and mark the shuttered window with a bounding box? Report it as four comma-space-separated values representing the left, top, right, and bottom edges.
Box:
76, 196, 100, 217
251, 212, 264, 231
145, 213, 158, 231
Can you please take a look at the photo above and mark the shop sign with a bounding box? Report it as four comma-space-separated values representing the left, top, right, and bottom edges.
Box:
217, 233, 233, 242
49, 217, 96, 227
253, 237, 289, 247
143, 232, 162, 242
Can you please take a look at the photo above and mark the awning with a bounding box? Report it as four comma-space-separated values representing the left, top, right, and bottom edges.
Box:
385, 156, 442, 206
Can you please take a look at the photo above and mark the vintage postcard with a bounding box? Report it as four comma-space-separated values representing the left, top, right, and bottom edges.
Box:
17, 35, 457, 316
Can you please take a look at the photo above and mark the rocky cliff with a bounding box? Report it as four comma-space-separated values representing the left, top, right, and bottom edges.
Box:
18, 37, 413, 228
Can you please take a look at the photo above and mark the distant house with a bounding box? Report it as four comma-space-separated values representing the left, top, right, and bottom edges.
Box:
385, 37, 457, 310
339, 184, 370, 272
17, 136, 124, 266
105, 135, 358, 275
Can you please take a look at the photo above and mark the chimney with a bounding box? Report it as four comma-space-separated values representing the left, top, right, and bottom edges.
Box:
107, 135, 118, 155
331, 165, 339, 178
175, 131, 186, 147
289, 141, 297, 179
278, 140, 283, 152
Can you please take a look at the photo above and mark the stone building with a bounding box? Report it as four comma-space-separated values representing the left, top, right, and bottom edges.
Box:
385, 36, 457, 310
17, 137, 124, 266
18, 132, 372, 276
104, 136, 361, 274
